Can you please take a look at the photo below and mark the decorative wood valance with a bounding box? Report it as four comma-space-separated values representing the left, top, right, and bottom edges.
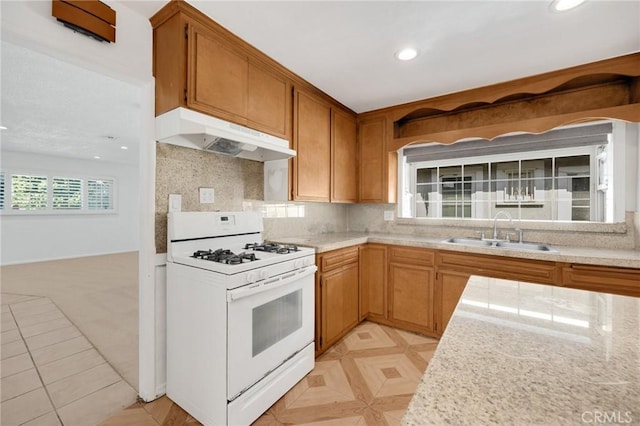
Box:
379, 53, 640, 152
52, 0, 116, 43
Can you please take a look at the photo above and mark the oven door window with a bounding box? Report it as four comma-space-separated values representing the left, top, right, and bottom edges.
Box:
252, 290, 302, 356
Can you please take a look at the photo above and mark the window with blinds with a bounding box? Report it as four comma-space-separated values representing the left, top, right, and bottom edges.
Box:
11, 174, 48, 210
0, 173, 115, 214
53, 177, 83, 210
0, 174, 4, 210
88, 179, 114, 210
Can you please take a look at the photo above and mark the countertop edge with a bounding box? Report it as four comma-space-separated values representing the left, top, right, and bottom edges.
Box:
270, 233, 640, 269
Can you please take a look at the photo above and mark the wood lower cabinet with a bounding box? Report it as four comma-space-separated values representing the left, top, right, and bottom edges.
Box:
435, 270, 471, 336
561, 264, 640, 297
316, 247, 360, 355
436, 250, 560, 285
359, 244, 388, 321
388, 247, 435, 335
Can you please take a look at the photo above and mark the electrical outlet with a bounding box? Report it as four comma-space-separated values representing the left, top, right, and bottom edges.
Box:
384, 210, 394, 221
199, 187, 215, 204
168, 194, 181, 212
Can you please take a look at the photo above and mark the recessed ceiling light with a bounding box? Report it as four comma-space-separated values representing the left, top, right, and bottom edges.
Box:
93, 156, 101, 159
120, 146, 128, 150
0, 125, 7, 130
395, 48, 418, 61
550, 0, 586, 12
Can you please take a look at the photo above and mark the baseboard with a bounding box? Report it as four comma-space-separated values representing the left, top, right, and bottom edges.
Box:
0, 249, 138, 266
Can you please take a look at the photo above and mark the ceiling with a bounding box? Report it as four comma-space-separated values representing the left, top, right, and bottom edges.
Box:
1, 41, 141, 165
125, 0, 640, 113
1, 1, 638, 166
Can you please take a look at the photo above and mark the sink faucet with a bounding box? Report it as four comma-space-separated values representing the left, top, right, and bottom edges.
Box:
492, 210, 513, 241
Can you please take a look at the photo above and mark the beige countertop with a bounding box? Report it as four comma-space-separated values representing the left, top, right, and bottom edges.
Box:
271, 232, 640, 269
402, 275, 640, 425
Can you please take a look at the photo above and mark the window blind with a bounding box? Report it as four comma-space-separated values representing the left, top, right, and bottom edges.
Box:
11, 174, 48, 210
52, 177, 83, 210
88, 179, 114, 210
0, 174, 4, 210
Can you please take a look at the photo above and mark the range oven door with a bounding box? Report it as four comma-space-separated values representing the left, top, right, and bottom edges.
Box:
226, 263, 316, 400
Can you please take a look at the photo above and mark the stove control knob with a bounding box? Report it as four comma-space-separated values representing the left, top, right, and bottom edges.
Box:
260, 270, 270, 280
294, 259, 303, 269
246, 272, 258, 283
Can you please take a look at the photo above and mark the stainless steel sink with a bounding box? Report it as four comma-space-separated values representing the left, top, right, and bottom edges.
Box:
494, 241, 557, 252
442, 237, 556, 252
442, 238, 493, 247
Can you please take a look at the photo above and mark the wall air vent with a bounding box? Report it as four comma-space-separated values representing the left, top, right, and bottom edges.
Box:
52, 0, 116, 43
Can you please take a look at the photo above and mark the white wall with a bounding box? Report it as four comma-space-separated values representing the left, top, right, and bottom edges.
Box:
0, 152, 140, 264
1, 0, 159, 401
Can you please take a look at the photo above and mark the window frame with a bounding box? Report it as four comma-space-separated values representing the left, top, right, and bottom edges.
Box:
403, 145, 604, 222
0, 169, 117, 216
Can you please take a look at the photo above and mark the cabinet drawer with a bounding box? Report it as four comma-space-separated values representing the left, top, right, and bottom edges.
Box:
389, 246, 434, 266
319, 247, 359, 273
562, 264, 640, 297
436, 251, 559, 284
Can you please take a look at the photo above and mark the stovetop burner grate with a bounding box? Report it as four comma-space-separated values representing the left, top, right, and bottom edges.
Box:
244, 242, 299, 254
192, 249, 259, 264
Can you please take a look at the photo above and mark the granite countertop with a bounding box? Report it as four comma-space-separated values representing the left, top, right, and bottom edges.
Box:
402, 275, 640, 425
270, 232, 640, 269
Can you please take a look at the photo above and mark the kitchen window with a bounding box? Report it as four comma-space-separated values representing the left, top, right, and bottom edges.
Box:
0, 172, 116, 214
401, 122, 614, 222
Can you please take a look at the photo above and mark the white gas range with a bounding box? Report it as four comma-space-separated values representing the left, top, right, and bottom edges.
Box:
166, 211, 316, 426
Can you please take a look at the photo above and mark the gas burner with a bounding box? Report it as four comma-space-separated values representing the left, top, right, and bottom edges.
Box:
244, 242, 300, 254
192, 249, 259, 264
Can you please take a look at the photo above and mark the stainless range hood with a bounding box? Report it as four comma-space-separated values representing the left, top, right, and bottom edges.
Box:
156, 107, 296, 162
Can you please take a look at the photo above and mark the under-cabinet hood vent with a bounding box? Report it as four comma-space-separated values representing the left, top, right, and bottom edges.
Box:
156, 107, 296, 162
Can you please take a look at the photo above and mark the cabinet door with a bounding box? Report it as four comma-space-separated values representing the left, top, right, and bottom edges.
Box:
188, 21, 248, 120
331, 108, 358, 203
293, 89, 331, 202
436, 271, 469, 335
321, 263, 359, 349
388, 263, 434, 333
360, 244, 387, 321
247, 61, 290, 139
358, 117, 397, 203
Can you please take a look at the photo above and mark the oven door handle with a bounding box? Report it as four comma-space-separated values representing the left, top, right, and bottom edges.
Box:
227, 265, 317, 302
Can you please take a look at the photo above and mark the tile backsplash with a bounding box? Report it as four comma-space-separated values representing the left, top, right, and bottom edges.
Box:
155, 143, 638, 252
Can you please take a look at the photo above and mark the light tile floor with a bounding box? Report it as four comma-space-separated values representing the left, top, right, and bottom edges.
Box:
0, 252, 139, 391
1, 293, 137, 426
103, 321, 440, 426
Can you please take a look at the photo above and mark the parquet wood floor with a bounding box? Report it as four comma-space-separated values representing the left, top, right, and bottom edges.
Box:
101, 321, 439, 426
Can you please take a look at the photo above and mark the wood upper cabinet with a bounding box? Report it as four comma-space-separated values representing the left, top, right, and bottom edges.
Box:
359, 244, 388, 321
358, 116, 397, 203
388, 246, 435, 334
316, 247, 360, 355
293, 88, 357, 203
188, 20, 247, 119
293, 88, 331, 202
331, 108, 358, 203
151, 5, 291, 140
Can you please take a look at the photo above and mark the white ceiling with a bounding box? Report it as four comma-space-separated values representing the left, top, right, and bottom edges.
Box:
1, 1, 638, 166
1, 41, 141, 166
126, 0, 640, 113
